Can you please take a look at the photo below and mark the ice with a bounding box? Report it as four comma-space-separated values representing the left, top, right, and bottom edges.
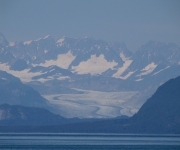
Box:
49, 69, 55, 72
39, 51, 76, 69
135, 78, 143, 81
0, 63, 43, 82
24, 41, 32, 45
44, 35, 50, 39
0, 63, 9, 71
34, 38, 42, 41
120, 52, 128, 61
137, 62, 157, 76
57, 76, 70, 80
112, 52, 133, 78
153, 66, 170, 76
43, 89, 138, 118
56, 37, 65, 46
1, 78, 7, 80
36, 78, 52, 83
119, 71, 135, 80
24, 37, 42, 44
72, 54, 118, 75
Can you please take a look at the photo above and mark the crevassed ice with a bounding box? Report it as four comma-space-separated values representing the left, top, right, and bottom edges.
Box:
43, 90, 138, 118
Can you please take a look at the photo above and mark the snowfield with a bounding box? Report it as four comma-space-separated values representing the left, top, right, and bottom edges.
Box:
112, 52, 133, 79
137, 62, 157, 77
43, 89, 139, 118
0, 63, 69, 83
39, 51, 76, 69
72, 54, 118, 75
0, 63, 43, 82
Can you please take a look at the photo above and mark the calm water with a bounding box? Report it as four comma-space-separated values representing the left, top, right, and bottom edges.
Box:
0, 133, 180, 150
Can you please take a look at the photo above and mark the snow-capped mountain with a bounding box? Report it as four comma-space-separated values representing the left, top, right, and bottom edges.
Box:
0, 34, 126, 78
125, 41, 180, 81
0, 33, 180, 118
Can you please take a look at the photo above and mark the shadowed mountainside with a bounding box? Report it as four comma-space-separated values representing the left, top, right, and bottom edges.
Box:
1, 76, 179, 133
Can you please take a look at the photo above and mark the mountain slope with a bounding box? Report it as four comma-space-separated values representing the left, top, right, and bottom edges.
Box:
2, 33, 179, 84
132, 76, 180, 130
0, 104, 67, 126
31, 76, 180, 133
1, 33, 179, 88
0, 33, 180, 118
1, 76, 179, 133
0, 70, 49, 108
0, 104, 108, 126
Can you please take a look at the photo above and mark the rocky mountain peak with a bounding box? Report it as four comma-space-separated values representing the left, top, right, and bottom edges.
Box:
111, 42, 133, 58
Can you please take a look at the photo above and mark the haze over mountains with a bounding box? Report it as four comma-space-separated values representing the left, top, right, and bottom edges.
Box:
1, 75, 179, 133
55, 76, 180, 133
0, 71, 104, 126
0, 33, 180, 118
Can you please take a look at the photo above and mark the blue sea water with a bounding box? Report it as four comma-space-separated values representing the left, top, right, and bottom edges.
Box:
0, 133, 180, 150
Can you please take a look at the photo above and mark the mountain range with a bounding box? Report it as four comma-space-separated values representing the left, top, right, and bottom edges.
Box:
55, 75, 180, 133
0, 75, 179, 133
0, 33, 180, 118
0, 70, 109, 125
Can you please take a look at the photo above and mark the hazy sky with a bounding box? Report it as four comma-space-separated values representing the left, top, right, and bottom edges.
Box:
0, 0, 180, 52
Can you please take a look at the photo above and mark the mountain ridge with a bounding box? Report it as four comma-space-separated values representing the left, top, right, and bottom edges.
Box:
0, 75, 179, 133
0, 33, 180, 118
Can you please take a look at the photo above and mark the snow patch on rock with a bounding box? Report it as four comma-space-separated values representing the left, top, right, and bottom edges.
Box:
56, 37, 65, 46
119, 71, 135, 80
137, 62, 157, 76
39, 51, 76, 69
135, 78, 143, 82
24, 41, 32, 45
0, 63, 43, 82
72, 54, 118, 75
44, 35, 50, 39
153, 66, 170, 76
112, 52, 133, 78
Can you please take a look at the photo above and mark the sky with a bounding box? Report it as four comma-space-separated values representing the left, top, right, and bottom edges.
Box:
0, 0, 180, 52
